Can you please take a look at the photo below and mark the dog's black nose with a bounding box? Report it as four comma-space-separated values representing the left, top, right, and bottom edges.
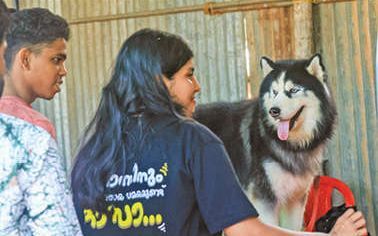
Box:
269, 107, 281, 118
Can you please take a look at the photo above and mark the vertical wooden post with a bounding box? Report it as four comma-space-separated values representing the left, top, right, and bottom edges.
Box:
293, 2, 313, 58
376, 33, 378, 114
12, 0, 19, 10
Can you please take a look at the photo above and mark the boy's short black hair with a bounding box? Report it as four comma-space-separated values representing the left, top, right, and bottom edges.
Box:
5, 7, 70, 69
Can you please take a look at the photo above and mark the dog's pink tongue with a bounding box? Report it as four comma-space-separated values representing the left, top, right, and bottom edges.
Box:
277, 120, 289, 141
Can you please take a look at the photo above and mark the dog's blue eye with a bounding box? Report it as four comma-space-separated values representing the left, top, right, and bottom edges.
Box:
290, 88, 300, 94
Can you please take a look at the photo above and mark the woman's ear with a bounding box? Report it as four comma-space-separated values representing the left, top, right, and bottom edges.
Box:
161, 75, 173, 91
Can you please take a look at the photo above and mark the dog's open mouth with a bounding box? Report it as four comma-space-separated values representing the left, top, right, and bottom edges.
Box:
277, 106, 305, 141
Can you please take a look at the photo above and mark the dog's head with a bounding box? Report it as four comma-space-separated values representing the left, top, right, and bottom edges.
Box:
258, 54, 336, 150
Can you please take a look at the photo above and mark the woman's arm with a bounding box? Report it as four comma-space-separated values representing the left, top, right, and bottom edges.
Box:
224, 208, 367, 236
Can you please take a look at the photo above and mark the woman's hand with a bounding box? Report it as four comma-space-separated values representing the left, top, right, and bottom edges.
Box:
330, 208, 368, 236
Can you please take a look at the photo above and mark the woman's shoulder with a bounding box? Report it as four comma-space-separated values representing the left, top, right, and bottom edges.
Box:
175, 118, 223, 144
146, 115, 223, 145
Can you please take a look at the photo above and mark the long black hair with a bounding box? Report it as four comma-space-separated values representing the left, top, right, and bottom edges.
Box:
71, 28, 193, 211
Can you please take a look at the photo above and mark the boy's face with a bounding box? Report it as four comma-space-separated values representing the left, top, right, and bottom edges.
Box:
24, 38, 67, 101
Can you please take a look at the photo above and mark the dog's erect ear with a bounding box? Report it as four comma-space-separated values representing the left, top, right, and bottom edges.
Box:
260, 57, 275, 78
306, 54, 326, 82
306, 54, 331, 97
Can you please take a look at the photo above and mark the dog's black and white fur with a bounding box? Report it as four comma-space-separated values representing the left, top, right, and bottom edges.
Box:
194, 54, 337, 229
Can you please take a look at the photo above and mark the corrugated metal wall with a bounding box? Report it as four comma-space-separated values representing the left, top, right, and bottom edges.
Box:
5, 0, 377, 233
313, 1, 377, 233
244, 6, 295, 96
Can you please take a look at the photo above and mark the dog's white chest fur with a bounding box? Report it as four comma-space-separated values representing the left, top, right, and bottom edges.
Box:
263, 161, 314, 204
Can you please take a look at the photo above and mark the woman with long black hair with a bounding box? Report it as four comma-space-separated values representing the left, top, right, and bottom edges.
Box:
72, 28, 367, 236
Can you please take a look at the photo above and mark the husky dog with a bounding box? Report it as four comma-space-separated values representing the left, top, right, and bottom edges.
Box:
194, 54, 336, 230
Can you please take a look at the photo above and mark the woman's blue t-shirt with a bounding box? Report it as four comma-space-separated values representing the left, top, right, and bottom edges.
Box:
74, 116, 258, 235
